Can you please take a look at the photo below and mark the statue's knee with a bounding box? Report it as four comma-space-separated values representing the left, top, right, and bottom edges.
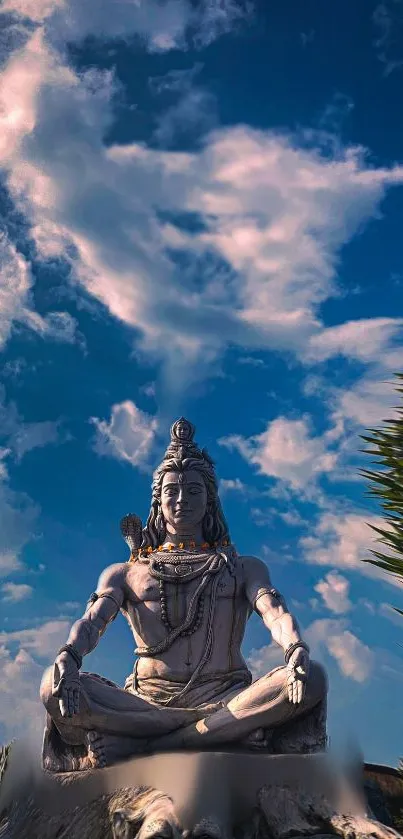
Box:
40, 665, 54, 710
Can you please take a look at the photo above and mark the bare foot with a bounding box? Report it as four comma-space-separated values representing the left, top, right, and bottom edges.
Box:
87, 731, 149, 767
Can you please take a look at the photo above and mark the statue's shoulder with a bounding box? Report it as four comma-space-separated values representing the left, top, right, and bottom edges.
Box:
97, 562, 128, 591
236, 554, 272, 582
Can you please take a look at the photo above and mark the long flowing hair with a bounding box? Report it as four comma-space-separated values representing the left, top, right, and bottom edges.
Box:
140, 451, 231, 550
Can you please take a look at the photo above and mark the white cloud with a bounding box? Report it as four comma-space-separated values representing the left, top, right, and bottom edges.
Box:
220, 416, 339, 489
0, 233, 33, 350
91, 400, 158, 469
326, 631, 373, 682
1, 581, 33, 602
11, 419, 62, 461
0, 619, 69, 742
249, 617, 374, 684
306, 618, 374, 682
219, 478, 247, 494
0, 388, 65, 588
0, 230, 80, 350
0, 17, 402, 382
237, 356, 265, 366
0, 478, 39, 579
247, 641, 283, 679
0, 383, 64, 461
0, 646, 45, 742
0, 0, 251, 50
305, 318, 403, 364
0, 619, 70, 659
373, 1, 403, 76
23, 309, 81, 345
0, 551, 23, 579
332, 375, 400, 428
314, 571, 351, 614
0, 0, 63, 23
277, 509, 304, 527
191, 0, 253, 48
150, 64, 217, 146
300, 511, 402, 587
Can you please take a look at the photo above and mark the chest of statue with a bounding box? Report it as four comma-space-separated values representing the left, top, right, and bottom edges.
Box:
126, 553, 241, 605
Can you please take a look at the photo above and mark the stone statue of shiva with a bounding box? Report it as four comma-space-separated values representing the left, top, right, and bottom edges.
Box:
40, 418, 328, 771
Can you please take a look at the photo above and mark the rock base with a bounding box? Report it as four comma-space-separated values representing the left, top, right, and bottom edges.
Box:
1, 745, 401, 839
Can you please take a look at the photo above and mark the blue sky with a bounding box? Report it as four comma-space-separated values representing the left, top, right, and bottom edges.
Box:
0, 0, 402, 765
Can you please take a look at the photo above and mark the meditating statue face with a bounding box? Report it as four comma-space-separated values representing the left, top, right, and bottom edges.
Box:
161, 470, 208, 535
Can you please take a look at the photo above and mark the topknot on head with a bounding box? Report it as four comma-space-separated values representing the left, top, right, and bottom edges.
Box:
170, 417, 195, 444
162, 417, 215, 466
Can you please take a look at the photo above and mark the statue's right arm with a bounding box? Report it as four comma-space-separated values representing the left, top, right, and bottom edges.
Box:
51, 563, 127, 717
63, 563, 127, 659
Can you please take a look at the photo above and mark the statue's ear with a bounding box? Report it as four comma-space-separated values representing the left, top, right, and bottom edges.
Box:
112, 809, 140, 839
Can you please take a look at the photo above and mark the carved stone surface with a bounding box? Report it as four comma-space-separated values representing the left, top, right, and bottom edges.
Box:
270, 698, 328, 754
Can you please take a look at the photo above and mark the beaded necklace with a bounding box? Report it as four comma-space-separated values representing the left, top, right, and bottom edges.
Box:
134, 547, 234, 649
140, 548, 217, 636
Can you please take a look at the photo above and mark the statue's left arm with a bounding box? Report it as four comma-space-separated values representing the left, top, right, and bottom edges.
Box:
242, 555, 310, 704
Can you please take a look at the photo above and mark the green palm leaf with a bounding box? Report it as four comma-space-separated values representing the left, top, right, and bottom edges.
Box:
360, 373, 403, 614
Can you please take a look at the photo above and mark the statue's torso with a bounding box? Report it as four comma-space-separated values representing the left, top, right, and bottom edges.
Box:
121, 552, 251, 682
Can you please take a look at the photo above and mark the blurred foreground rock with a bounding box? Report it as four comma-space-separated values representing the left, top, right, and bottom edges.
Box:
1, 743, 402, 839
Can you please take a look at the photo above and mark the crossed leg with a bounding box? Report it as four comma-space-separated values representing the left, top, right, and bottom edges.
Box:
40, 662, 327, 768
147, 662, 328, 752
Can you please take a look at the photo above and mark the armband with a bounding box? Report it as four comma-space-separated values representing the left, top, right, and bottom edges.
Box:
86, 590, 121, 621
254, 587, 284, 609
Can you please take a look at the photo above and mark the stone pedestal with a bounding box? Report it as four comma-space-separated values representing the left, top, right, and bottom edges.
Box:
2, 742, 401, 839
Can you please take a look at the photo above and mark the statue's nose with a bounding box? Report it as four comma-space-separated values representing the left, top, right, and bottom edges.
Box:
177, 487, 188, 504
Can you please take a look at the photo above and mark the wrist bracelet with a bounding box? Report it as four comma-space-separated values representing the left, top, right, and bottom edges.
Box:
284, 641, 309, 664
57, 643, 83, 669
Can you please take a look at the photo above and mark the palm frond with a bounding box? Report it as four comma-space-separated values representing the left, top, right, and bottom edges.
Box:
361, 373, 403, 615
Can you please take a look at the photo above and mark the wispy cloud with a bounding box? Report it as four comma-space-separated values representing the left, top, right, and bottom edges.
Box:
0, 0, 253, 50
0, 14, 402, 387
314, 570, 352, 614
300, 510, 402, 587
248, 616, 374, 684
219, 416, 340, 490
0, 619, 70, 658
305, 317, 403, 365
373, 1, 403, 76
1, 581, 33, 602
0, 619, 69, 742
0, 475, 39, 579
306, 618, 374, 682
0, 383, 64, 461
150, 63, 216, 147
219, 477, 248, 495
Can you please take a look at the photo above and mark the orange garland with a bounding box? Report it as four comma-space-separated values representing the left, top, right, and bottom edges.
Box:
134, 538, 230, 559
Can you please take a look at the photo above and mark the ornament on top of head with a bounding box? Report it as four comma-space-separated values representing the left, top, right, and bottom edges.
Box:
164, 417, 214, 467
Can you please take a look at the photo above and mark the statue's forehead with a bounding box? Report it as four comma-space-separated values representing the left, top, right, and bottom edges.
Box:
162, 470, 204, 486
